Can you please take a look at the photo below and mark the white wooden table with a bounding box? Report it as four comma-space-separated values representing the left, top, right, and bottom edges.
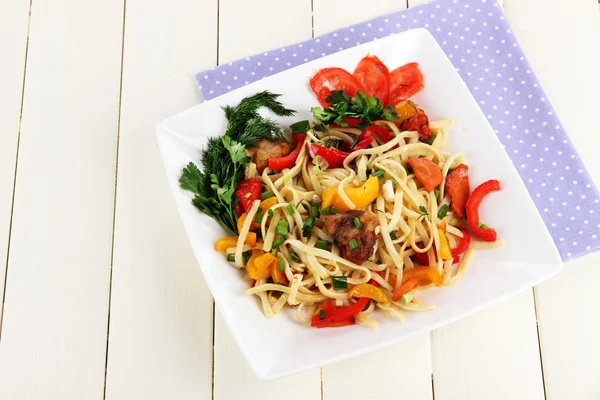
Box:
1, 0, 599, 399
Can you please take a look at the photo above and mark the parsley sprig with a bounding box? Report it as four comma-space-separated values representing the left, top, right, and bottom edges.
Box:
311, 90, 399, 131
180, 92, 296, 235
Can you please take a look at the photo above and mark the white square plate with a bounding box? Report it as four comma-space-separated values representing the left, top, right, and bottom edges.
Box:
156, 28, 562, 380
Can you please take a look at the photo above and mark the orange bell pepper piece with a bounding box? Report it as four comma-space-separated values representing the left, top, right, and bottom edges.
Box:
392, 277, 420, 302
348, 283, 389, 303
246, 250, 271, 280
214, 233, 256, 251
270, 259, 287, 284
407, 158, 442, 192
401, 266, 443, 286
438, 229, 453, 261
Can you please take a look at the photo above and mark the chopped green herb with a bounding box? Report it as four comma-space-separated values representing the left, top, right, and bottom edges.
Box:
276, 221, 289, 237
244, 192, 252, 199
261, 190, 273, 200
400, 291, 414, 305
332, 276, 348, 291
434, 188, 440, 199
390, 231, 398, 240
242, 251, 250, 264
290, 120, 310, 134
354, 217, 362, 229
418, 205, 431, 222
268, 209, 274, 218
372, 169, 386, 179
310, 203, 321, 217
376, 260, 382, 265
287, 204, 296, 215
254, 213, 264, 223
478, 222, 489, 229
278, 258, 284, 272
437, 204, 450, 220
302, 216, 315, 237
290, 252, 300, 263
316, 240, 330, 250
272, 237, 284, 248
227, 254, 235, 262
313, 123, 329, 133
419, 132, 437, 145
319, 309, 325, 320
320, 206, 339, 215
349, 239, 359, 249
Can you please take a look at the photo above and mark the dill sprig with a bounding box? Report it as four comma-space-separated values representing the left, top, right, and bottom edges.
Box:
180, 91, 296, 234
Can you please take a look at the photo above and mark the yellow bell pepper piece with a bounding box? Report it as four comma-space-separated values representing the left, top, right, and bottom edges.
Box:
438, 229, 453, 261
214, 233, 256, 251
439, 220, 447, 232
321, 176, 380, 211
348, 283, 389, 303
259, 196, 278, 211
246, 249, 271, 280
237, 212, 261, 233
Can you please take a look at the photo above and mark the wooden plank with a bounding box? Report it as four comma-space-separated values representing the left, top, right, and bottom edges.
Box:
322, 335, 433, 400
505, 0, 600, 398
213, 312, 321, 399
0, 0, 30, 319
432, 292, 544, 400
218, 0, 313, 64
535, 255, 600, 400
0, 0, 124, 397
213, 0, 322, 396
311, 2, 433, 399
103, 0, 217, 399
313, 0, 407, 36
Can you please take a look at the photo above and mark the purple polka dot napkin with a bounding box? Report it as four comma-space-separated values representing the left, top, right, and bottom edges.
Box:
196, 0, 600, 262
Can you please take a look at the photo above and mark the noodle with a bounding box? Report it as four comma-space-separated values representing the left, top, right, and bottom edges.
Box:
215, 117, 501, 328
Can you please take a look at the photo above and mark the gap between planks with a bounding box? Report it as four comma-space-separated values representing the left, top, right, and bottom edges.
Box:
0, 0, 33, 335
102, 0, 128, 398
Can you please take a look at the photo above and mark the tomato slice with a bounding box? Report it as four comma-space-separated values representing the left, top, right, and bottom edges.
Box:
352, 55, 391, 104
310, 68, 365, 107
388, 62, 424, 106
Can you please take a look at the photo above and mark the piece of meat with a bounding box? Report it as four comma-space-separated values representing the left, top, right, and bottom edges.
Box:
321, 210, 378, 265
246, 139, 291, 174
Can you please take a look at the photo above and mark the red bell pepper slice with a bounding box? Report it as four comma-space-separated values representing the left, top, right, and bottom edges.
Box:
267, 134, 306, 171
407, 157, 443, 192
235, 178, 261, 212
366, 123, 395, 143
445, 164, 470, 218
346, 130, 373, 151
450, 229, 470, 263
306, 144, 348, 169
310, 297, 369, 328
235, 202, 244, 217
466, 180, 501, 242
317, 318, 355, 328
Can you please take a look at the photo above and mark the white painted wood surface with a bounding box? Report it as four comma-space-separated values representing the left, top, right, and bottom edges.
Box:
0, 0, 123, 397
0, 0, 599, 399
103, 0, 217, 399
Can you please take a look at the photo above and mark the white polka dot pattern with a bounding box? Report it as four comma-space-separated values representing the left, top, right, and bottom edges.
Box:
196, 0, 600, 262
